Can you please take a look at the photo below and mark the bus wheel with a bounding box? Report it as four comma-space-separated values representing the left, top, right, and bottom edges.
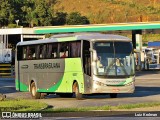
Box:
73, 82, 83, 100
30, 82, 41, 99
136, 65, 141, 71
109, 93, 117, 98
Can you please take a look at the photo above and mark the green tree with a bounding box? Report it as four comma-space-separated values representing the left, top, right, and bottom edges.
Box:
21, 0, 37, 27
66, 12, 90, 25
34, 0, 53, 26
0, 0, 32, 27
11, 0, 28, 27
0, 0, 56, 27
0, 0, 12, 26
53, 12, 67, 25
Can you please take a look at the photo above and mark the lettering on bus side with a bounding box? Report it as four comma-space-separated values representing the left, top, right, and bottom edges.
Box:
33, 63, 60, 69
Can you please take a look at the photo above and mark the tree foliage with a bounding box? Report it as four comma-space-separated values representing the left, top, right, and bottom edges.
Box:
0, 0, 90, 27
34, 0, 53, 26
66, 12, 90, 25
53, 12, 67, 25
0, 0, 13, 26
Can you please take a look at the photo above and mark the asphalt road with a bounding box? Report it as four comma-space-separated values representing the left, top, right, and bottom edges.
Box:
0, 70, 160, 109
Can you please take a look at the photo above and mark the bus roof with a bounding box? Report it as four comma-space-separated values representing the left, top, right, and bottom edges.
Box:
17, 33, 131, 46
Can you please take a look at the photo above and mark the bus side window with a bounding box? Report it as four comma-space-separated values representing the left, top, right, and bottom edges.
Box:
46, 43, 58, 59
51, 43, 58, 58
60, 42, 69, 58
17, 46, 23, 60
31, 46, 36, 59
43, 45, 46, 59
26, 46, 35, 60
70, 41, 81, 57
40, 44, 47, 59
47, 44, 53, 59
23, 46, 27, 60
26, 46, 31, 59
83, 40, 91, 76
39, 45, 43, 59
35, 45, 40, 59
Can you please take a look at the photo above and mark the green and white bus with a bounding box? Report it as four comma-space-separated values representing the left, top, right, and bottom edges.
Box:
15, 33, 135, 99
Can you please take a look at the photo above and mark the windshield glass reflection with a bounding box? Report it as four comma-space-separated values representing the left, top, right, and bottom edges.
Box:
93, 41, 135, 77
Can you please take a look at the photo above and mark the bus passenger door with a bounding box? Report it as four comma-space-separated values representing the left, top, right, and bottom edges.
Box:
83, 40, 92, 93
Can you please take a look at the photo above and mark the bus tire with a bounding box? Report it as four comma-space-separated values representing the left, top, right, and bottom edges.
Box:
30, 82, 41, 99
136, 65, 141, 71
109, 93, 117, 98
147, 63, 149, 70
73, 82, 83, 100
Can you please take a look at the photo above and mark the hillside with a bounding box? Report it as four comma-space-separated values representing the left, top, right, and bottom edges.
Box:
54, 0, 160, 24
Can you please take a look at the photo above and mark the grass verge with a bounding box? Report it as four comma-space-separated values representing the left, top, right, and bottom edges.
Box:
51, 102, 160, 112
0, 99, 48, 111
1, 99, 160, 112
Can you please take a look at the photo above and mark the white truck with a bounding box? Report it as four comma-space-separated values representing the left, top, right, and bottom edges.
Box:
144, 47, 160, 70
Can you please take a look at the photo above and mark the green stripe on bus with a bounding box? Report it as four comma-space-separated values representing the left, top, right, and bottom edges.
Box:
15, 79, 19, 90
57, 37, 77, 42
64, 58, 83, 72
117, 77, 134, 86
64, 58, 84, 93
16, 79, 29, 91
38, 58, 85, 93
37, 78, 62, 92
16, 78, 62, 93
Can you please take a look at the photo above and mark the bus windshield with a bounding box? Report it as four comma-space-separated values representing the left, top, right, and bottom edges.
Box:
93, 41, 135, 77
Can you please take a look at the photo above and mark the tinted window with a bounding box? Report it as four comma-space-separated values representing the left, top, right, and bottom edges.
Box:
70, 41, 81, 57
59, 42, 69, 58
114, 42, 132, 54
17, 41, 81, 60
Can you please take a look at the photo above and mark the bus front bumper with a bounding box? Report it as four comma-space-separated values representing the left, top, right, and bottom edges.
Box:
91, 81, 135, 93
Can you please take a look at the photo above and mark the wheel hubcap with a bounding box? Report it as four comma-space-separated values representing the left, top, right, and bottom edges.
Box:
32, 86, 36, 96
